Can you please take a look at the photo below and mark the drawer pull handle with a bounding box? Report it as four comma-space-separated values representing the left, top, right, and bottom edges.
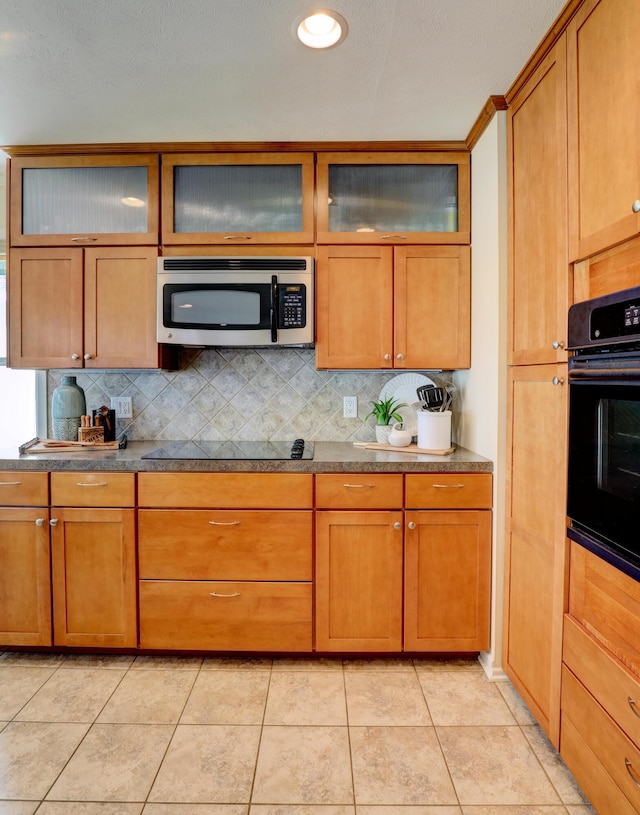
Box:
208, 520, 240, 526
0, 481, 22, 486
625, 758, 640, 787
209, 591, 241, 598
76, 482, 109, 487
628, 697, 640, 719
343, 483, 375, 489
432, 483, 465, 489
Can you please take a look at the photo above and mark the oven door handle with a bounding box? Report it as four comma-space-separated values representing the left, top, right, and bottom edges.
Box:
270, 275, 278, 343
569, 366, 640, 381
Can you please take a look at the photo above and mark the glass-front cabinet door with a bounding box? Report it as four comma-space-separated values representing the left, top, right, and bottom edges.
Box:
316, 152, 470, 244
161, 153, 315, 244
10, 155, 160, 246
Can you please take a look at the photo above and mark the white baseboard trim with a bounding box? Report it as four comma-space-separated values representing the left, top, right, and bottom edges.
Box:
478, 651, 509, 681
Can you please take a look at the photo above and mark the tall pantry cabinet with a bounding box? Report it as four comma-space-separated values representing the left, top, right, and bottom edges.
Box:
503, 34, 570, 748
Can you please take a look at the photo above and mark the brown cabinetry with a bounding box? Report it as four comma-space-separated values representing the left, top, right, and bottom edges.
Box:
316, 244, 470, 369
508, 35, 569, 365
561, 543, 640, 815
503, 364, 568, 746
0, 472, 51, 647
49, 472, 137, 648
138, 472, 314, 651
567, 0, 640, 261
9, 154, 159, 247
161, 152, 314, 245
9, 246, 161, 369
315, 473, 491, 653
316, 152, 470, 245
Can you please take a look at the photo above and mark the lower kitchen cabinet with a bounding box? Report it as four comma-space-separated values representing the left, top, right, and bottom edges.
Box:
404, 510, 491, 651
50, 472, 137, 647
0, 472, 51, 646
137, 472, 314, 651
315, 510, 404, 651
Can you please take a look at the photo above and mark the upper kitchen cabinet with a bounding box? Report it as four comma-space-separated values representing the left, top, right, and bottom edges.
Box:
316, 244, 470, 370
567, 0, 640, 262
161, 153, 315, 245
9, 247, 162, 369
9, 155, 160, 247
508, 35, 570, 365
316, 152, 470, 245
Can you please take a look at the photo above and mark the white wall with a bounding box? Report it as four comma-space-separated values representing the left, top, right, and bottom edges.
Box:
453, 112, 508, 678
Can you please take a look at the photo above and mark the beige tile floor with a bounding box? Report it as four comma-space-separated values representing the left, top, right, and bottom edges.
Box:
0, 651, 597, 815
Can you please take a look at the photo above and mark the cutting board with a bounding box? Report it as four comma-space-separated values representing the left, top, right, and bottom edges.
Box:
19, 437, 121, 454
354, 442, 455, 456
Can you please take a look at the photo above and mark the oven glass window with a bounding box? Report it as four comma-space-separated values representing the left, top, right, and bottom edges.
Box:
598, 398, 640, 500
170, 288, 261, 326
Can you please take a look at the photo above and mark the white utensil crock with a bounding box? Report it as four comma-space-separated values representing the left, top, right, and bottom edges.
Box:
417, 410, 452, 450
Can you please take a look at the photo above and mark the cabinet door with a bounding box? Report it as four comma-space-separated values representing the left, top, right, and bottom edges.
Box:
8, 248, 84, 368
50, 507, 137, 647
0, 507, 52, 646
567, 0, 640, 261
316, 245, 394, 369
404, 510, 491, 651
395, 246, 470, 369
84, 246, 160, 368
316, 152, 470, 244
315, 510, 403, 651
161, 153, 314, 244
10, 154, 159, 246
508, 36, 570, 365
503, 363, 569, 747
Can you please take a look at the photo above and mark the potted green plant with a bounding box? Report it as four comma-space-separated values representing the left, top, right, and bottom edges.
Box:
364, 396, 407, 444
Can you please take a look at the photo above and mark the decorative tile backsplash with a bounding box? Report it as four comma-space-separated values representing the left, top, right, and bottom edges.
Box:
47, 348, 447, 443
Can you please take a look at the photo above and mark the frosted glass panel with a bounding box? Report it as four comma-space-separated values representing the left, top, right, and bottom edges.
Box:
174, 164, 303, 233
328, 164, 458, 232
22, 167, 148, 234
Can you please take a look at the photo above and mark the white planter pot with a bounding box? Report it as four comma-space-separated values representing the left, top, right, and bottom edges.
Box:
375, 424, 394, 445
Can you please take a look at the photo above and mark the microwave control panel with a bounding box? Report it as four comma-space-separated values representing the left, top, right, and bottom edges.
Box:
278, 284, 306, 328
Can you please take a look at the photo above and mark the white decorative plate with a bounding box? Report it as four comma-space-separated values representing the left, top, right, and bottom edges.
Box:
379, 373, 435, 436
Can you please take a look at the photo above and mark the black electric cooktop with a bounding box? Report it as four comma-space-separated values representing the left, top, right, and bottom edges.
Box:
141, 439, 313, 461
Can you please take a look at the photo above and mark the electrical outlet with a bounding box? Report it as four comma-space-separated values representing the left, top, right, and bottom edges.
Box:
110, 396, 132, 419
343, 395, 358, 418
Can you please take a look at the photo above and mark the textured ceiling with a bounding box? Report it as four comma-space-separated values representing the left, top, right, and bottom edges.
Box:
0, 0, 567, 147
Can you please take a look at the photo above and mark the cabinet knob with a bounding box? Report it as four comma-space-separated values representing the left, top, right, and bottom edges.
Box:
393, 521, 402, 530
49, 518, 58, 526
83, 353, 92, 360
552, 340, 565, 350
396, 353, 404, 361
408, 521, 416, 529
552, 376, 564, 386
35, 518, 45, 527
632, 200, 640, 213
71, 354, 80, 360
384, 354, 392, 361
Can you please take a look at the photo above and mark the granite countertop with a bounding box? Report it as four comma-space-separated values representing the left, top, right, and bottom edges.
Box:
0, 440, 492, 473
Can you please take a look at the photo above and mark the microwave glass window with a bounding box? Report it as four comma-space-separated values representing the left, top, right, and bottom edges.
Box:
598, 398, 640, 500
327, 164, 458, 233
173, 165, 303, 233
170, 289, 261, 326
22, 167, 148, 235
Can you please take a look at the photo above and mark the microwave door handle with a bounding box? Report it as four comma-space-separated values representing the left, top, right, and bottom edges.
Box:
270, 275, 278, 343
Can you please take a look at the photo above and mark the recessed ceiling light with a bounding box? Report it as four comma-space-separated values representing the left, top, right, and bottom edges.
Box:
296, 11, 347, 49
121, 196, 145, 207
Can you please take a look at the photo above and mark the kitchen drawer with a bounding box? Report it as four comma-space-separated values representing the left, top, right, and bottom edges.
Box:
50, 472, 135, 507
562, 665, 640, 813
405, 473, 492, 509
0, 472, 48, 506
139, 509, 312, 580
138, 472, 313, 509
315, 474, 403, 509
569, 541, 640, 676
564, 614, 640, 749
139, 580, 312, 651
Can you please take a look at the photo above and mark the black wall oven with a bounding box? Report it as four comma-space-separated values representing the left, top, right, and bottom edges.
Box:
567, 285, 640, 581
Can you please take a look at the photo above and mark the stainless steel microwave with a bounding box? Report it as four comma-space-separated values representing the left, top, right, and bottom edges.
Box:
157, 256, 314, 347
